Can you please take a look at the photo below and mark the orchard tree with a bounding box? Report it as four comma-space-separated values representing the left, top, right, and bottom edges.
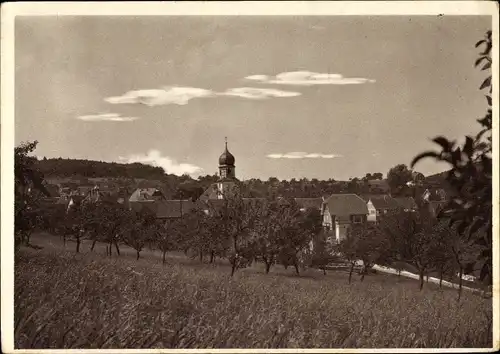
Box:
275, 200, 314, 275
122, 209, 155, 260
156, 217, 187, 265
379, 207, 438, 290
310, 231, 337, 275
207, 188, 260, 276
14, 141, 49, 249
350, 223, 391, 281
337, 233, 359, 284
411, 30, 493, 286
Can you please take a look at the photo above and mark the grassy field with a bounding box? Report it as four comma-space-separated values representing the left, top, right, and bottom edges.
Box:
14, 234, 492, 349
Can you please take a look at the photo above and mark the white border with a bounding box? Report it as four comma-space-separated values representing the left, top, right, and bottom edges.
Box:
1, 2, 499, 353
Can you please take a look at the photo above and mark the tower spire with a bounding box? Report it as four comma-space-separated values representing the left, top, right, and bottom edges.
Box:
225, 136, 228, 150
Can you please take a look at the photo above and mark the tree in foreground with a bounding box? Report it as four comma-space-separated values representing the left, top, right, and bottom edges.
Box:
411, 30, 493, 287
14, 141, 49, 249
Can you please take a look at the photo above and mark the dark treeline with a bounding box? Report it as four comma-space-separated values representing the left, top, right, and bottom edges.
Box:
34, 157, 439, 200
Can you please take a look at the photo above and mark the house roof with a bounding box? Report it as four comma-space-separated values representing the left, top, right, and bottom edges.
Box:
362, 194, 400, 210
393, 197, 418, 210
130, 200, 196, 219
129, 188, 165, 202
323, 194, 368, 216
294, 198, 323, 210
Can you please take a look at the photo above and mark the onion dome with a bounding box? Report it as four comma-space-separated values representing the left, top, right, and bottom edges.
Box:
219, 140, 235, 166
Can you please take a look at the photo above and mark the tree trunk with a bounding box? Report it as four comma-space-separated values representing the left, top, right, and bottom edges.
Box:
322, 267, 326, 275
348, 262, 355, 284
90, 239, 97, 251
231, 259, 237, 277
419, 268, 425, 291
265, 260, 272, 274
63, 234, 67, 246
162, 251, 167, 265
360, 266, 366, 282
439, 269, 444, 288
76, 238, 81, 253
114, 241, 120, 256
199, 250, 203, 263
458, 266, 464, 301
397, 269, 401, 277
136, 250, 140, 260
293, 257, 300, 275
210, 250, 215, 263
108, 241, 113, 256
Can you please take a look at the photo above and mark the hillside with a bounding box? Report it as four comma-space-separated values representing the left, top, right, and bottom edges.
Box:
35, 157, 168, 180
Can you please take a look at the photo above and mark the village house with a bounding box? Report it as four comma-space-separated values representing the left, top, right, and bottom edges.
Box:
321, 194, 369, 243
361, 194, 400, 223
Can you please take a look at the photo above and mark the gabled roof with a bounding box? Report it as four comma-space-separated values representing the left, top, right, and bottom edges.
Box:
362, 194, 400, 210
323, 194, 368, 216
294, 198, 323, 210
393, 197, 418, 210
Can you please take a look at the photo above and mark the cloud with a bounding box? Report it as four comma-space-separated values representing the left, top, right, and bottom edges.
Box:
220, 87, 301, 100
105, 87, 216, 106
77, 113, 139, 122
105, 86, 301, 107
245, 71, 376, 86
119, 150, 203, 176
267, 152, 343, 159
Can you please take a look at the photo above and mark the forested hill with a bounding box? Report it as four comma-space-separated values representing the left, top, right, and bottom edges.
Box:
35, 157, 168, 180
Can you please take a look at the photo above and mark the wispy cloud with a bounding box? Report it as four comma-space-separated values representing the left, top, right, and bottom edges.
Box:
119, 150, 203, 176
220, 87, 301, 100
105, 87, 215, 106
246, 71, 376, 86
77, 113, 139, 122
267, 152, 343, 159
105, 86, 301, 107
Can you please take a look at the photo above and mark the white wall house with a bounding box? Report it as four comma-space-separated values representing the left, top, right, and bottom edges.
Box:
321, 194, 369, 244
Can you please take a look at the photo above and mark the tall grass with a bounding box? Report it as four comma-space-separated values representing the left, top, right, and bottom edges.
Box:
15, 249, 492, 349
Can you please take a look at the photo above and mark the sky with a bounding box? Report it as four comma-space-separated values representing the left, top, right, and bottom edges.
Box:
15, 15, 492, 181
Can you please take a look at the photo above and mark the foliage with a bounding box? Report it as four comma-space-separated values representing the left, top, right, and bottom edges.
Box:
387, 164, 414, 196
411, 30, 493, 285
379, 207, 438, 290
15, 141, 49, 248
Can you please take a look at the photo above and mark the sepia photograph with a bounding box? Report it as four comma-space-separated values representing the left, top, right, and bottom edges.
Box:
1, 1, 498, 352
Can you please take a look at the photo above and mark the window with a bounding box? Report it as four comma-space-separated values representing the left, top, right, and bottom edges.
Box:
353, 215, 363, 224
369, 210, 376, 215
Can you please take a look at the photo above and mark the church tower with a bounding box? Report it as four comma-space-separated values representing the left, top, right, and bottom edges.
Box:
216, 138, 237, 199
218, 138, 236, 180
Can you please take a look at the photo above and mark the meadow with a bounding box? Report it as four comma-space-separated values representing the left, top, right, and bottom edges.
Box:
14, 234, 492, 349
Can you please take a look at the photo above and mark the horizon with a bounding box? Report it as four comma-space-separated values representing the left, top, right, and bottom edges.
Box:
15, 15, 491, 181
